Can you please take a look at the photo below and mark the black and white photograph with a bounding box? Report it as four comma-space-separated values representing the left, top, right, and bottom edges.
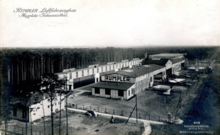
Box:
0, 0, 220, 135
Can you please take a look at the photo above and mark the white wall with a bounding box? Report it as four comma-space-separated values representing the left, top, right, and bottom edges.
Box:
126, 85, 135, 100
58, 59, 141, 89
29, 94, 65, 122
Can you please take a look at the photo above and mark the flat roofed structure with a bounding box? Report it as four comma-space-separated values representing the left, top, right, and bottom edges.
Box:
149, 53, 185, 59
92, 82, 134, 91
142, 58, 172, 66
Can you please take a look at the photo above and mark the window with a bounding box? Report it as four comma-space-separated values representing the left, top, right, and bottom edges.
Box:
132, 88, 135, 94
87, 70, 89, 75
97, 68, 99, 73
150, 77, 152, 82
95, 88, 100, 94
118, 90, 124, 97
82, 71, 84, 76
70, 73, 72, 79
128, 90, 130, 96
13, 107, 17, 116
76, 72, 78, 78
109, 66, 111, 70
92, 69, 94, 74
105, 66, 107, 71
105, 89, 110, 95
48, 105, 50, 108
101, 67, 103, 72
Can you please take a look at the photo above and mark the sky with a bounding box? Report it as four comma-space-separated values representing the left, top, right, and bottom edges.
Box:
0, 0, 220, 48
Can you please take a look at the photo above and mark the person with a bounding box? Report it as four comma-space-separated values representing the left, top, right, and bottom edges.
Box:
110, 115, 115, 123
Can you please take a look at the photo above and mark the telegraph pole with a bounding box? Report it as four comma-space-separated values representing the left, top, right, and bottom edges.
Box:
136, 94, 138, 123
65, 75, 68, 135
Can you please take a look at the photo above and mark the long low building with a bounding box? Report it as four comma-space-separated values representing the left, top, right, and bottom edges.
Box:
55, 53, 185, 95
91, 53, 186, 100
56, 58, 142, 90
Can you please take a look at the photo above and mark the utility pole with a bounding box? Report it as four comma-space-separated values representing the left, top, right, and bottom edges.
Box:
179, 92, 182, 108
65, 76, 68, 135
59, 89, 61, 135
136, 94, 138, 123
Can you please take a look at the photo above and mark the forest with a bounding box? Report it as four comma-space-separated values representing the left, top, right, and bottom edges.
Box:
0, 46, 219, 134
0, 46, 218, 86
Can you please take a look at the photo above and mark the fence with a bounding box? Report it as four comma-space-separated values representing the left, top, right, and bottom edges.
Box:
67, 104, 168, 122
0, 124, 78, 135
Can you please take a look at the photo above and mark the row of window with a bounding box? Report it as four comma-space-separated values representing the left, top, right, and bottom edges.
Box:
71, 61, 139, 78
95, 88, 124, 96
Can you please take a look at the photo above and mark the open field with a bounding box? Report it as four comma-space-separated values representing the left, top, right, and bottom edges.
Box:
0, 111, 144, 135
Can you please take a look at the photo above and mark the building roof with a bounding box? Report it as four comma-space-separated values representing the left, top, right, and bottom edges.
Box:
91, 82, 134, 91
102, 64, 164, 78
149, 53, 185, 59
170, 57, 185, 64
142, 58, 171, 66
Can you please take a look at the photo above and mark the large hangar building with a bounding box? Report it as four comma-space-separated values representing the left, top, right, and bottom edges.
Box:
91, 53, 186, 100
55, 53, 186, 100
55, 58, 142, 90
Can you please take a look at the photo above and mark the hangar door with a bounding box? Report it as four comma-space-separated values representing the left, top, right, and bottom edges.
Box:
74, 75, 95, 89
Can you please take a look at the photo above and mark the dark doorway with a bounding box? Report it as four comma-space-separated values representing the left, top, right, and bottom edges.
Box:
74, 75, 95, 89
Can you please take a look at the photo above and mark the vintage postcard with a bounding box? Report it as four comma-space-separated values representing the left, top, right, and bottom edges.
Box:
0, 0, 220, 135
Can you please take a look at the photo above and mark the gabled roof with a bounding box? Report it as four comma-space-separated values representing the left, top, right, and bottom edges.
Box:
92, 82, 134, 91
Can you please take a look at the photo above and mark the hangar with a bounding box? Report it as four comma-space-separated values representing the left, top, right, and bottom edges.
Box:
91, 53, 186, 100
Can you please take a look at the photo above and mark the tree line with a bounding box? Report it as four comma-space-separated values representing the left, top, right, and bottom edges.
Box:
0, 46, 219, 134
1, 46, 218, 86
0, 47, 151, 85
